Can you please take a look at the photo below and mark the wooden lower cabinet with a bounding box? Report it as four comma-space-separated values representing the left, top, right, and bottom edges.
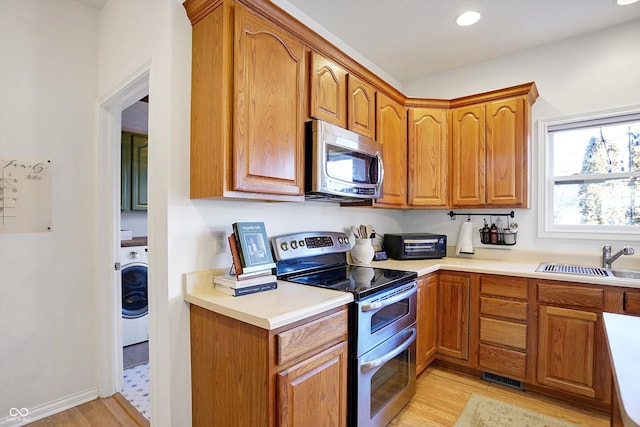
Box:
189, 304, 349, 427
436, 273, 470, 361
277, 341, 348, 427
477, 275, 528, 381
535, 280, 611, 405
416, 274, 437, 374
537, 305, 600, 398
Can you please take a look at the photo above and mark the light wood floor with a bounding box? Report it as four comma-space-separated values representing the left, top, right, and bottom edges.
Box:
26, 393, 148, 427
24, 365, 609, 427
390, 364, 610, 427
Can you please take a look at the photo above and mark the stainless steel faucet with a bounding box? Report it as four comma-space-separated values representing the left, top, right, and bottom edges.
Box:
602, 245, 635, 269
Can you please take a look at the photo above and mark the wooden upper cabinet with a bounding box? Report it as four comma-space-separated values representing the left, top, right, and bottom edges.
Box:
449, 83, 537, 208
408, 107, 448, 208
450, 104, 486, 207
309, 51, 347, 128
347, 74, 376, 139
233, 4, 305, 197
375, 92, 407, 207
486, 97, 528, 207
187, 0, 305, 201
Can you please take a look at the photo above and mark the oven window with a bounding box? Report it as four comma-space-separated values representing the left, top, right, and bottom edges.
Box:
370, 351, 410, 417
326, 144, 374, 184
370, 299, 409, 334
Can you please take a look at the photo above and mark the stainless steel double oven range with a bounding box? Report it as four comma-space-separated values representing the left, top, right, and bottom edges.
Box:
272, 231, 418, 427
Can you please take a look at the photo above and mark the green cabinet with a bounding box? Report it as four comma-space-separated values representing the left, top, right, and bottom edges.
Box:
121, 131, 148, 211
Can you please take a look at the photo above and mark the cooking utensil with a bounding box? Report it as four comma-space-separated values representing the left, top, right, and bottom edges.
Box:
352, 226, 362, 239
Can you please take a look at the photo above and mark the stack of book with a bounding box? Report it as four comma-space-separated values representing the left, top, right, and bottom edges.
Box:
219, 221, 277, 296
213, 273, 277, 296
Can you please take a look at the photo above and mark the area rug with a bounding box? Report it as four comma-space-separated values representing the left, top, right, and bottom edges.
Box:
454, 393, 580, 427
123, 341, 149, 369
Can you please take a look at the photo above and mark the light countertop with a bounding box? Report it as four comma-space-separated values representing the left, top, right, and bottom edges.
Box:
369, 256, 640, 289
184, 269, 353, 330
603, 313, 640, 427
183, 256, 640, 331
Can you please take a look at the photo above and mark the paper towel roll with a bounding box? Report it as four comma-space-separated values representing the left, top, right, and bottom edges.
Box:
456, 221, 475, 255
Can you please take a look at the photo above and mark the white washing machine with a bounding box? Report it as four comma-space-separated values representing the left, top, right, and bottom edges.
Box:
120, 245, 149, 347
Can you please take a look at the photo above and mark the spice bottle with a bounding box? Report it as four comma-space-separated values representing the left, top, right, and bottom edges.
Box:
482, 220, 490, 243
490, 223, 498, 244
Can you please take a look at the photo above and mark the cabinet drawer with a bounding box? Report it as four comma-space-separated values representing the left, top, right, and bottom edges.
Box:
277, 308, 348, 365
480, 296, 528, 321
538, 283, 604, 309
478, 343, 526, 380
480, 276, 528, 299
480, 317, 527, 350
624, 290, 640, 315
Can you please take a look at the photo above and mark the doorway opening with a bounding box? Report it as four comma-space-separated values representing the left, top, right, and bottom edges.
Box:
120, 96, 150, 419
96, 66, 151, 422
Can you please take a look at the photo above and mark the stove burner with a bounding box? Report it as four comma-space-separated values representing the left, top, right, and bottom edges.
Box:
286, 265, 416, 300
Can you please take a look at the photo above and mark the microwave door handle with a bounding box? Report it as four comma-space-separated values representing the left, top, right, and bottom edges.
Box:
360, 327, 416, 372
369, 153, 384, 185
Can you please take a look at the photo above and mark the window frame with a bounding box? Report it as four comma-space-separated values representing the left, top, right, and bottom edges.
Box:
538, 105, 640, 240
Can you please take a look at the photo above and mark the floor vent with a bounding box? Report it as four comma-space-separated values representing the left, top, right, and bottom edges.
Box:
481, 372, 523, 390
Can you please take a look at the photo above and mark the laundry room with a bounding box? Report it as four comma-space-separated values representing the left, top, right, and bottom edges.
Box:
120, 96, 150, 419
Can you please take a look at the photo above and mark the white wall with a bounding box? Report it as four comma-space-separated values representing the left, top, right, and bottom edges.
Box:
402, 19, 640, 259
0, 0, 99, 420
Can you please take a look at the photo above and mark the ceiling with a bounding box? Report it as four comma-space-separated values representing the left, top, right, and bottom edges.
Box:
284, 0, 640, 83
75, 0, 640, 84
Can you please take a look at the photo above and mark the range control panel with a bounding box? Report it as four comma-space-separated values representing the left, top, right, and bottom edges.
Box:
271, 231, 351, 261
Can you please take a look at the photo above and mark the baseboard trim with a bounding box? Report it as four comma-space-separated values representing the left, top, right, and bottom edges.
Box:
0, 388, 98, 426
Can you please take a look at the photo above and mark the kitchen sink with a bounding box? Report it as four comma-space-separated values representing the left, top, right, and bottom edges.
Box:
537, 263, 640, 280
610, 269, 640, 280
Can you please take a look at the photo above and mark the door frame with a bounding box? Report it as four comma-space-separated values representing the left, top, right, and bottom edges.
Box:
96, 66, 150, 398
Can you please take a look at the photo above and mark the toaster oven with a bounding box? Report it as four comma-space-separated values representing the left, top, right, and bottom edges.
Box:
383, 233, 447, 260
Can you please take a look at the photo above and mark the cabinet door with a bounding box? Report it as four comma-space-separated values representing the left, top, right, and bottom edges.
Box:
375, 92, 407, 207
417, 275, 438, 374
347, 74, 376, 139
437, 273, 470, 360
450, 104, 485, 207
234, 4, 305, 196
408, 107, 448, 208
131, 134, 148, 210
309, 51, 347, 127
537, 305, 599, 398
278, 341, 348, 427
121, 133, 132, 211
486, 97, 527, 207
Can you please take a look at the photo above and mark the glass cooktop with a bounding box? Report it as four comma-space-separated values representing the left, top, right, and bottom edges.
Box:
286, 265, 416, 300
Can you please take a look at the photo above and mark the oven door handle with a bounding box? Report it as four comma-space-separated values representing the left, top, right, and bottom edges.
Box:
360, 327, 416, 373
360, 283, 416, 312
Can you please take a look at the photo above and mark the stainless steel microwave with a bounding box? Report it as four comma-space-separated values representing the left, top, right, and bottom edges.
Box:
305, 119, 384, 203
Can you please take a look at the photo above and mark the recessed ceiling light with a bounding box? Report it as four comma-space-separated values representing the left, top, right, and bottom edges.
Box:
616, 0, 639, 4
456, 11, 481, 26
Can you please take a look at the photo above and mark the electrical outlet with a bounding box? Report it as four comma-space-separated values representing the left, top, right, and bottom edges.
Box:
213, 231, 226, 254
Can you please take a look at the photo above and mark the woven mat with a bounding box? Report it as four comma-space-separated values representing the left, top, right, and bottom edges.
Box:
454, 393, 580, 427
